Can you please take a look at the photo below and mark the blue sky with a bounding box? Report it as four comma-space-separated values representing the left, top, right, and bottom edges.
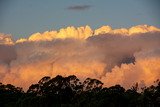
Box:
0, 0, 160, 39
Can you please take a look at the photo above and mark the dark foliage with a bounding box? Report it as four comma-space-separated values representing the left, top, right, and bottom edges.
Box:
0, 76, 159, 107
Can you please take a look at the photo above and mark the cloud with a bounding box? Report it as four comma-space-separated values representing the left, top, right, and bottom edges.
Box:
67, 5, 92, 11
15, 25, 160, 43
0, 33, 14, 45
102, 48, 160, 89
0, 33, 16, 64
0, 25, 160, 91
0, 45, 17, 64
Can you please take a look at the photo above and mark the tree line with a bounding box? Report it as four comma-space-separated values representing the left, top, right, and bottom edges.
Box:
0, 75, 160, 107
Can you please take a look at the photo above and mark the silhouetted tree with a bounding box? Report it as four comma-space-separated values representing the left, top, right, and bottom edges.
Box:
83, 78, 103, 91
0, 75, 160, 107
0, 83, 24, 107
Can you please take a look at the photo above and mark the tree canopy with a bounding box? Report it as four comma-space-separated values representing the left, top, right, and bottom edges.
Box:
0, 75, 159, 107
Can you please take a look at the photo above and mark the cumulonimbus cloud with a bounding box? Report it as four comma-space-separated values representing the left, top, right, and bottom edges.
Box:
0, 25, 160, 90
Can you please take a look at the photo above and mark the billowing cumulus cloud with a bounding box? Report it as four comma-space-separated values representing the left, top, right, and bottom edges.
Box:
102, 48, 160, 88
0, 33, 16, 64
0, 25, 160, 90
0, 33, 14, 45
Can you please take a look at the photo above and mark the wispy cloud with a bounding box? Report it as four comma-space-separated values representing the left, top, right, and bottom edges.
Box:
67, 5, 91, 11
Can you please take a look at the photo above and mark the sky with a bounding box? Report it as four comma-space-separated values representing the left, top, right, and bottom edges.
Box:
0, 0, 160, 39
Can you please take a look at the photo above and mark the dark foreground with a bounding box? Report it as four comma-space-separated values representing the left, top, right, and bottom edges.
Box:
0, 75, 160, 107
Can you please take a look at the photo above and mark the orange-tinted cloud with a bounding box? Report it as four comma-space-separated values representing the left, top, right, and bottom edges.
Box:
0, 25, 160, 91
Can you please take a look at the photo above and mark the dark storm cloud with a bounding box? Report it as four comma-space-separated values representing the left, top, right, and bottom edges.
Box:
67, 5, 91, 11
